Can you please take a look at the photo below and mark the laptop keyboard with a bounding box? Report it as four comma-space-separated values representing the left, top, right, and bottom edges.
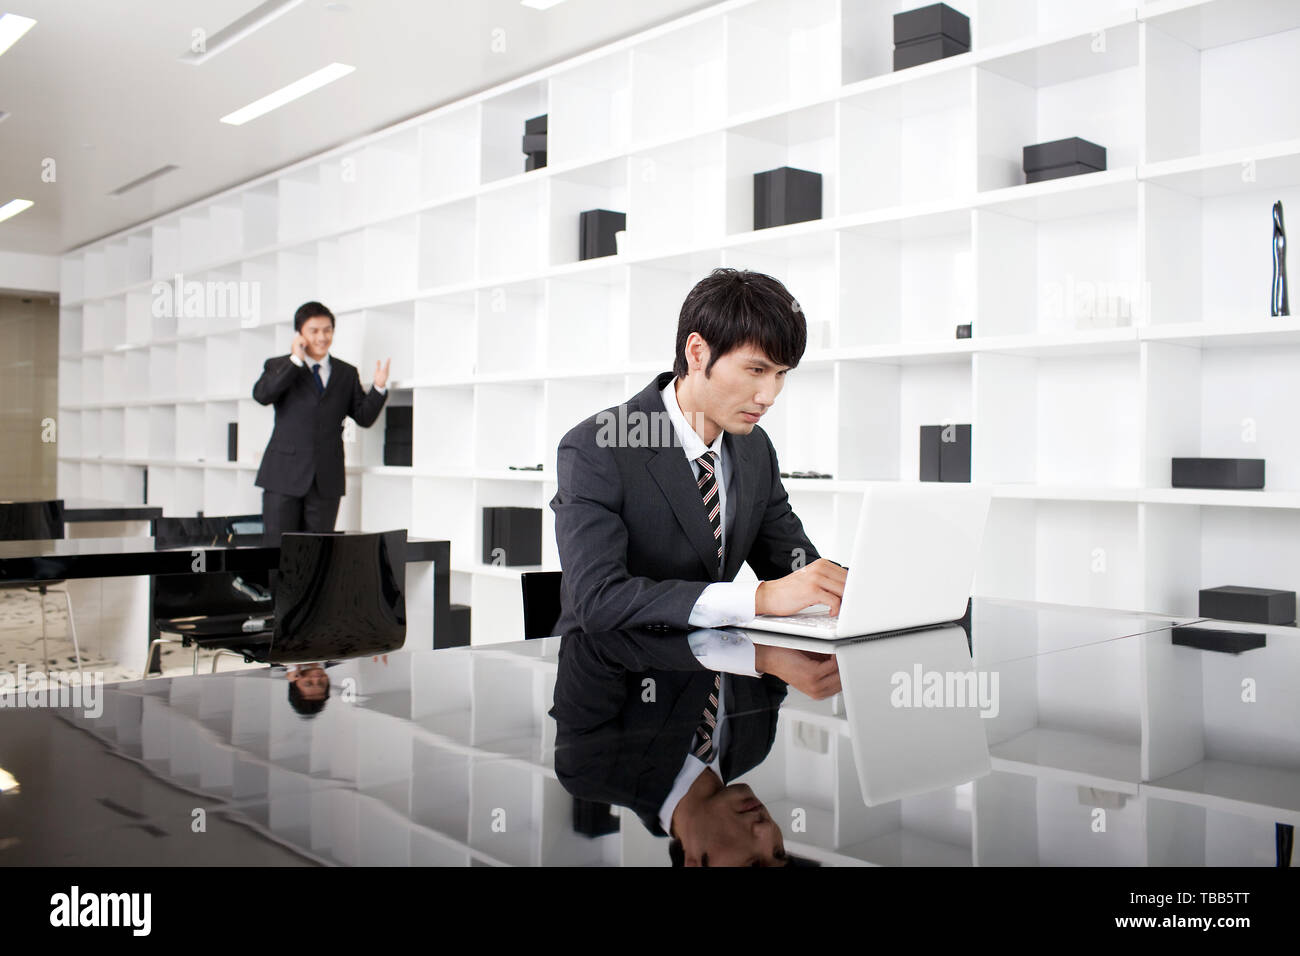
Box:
758, 611, 840, 630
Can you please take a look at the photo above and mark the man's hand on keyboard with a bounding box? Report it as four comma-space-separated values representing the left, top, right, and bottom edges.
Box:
754, 558, 847, 617
753, 645, 841, 699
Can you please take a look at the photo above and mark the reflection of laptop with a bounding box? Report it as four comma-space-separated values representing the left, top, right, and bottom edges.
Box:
742, 484, 991, 640
837, 624, 992, 806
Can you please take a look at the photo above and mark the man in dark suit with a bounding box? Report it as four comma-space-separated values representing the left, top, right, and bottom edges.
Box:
253, 301, 391, 541
550, 268, 848, 634
551, 626, 839, 865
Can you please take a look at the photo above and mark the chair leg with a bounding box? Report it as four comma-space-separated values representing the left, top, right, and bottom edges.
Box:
37, 590, 48, 670
211, 649, 237, 673
143, 637, 180, 680
59, 589, 83, 677
192, 646, 200, 676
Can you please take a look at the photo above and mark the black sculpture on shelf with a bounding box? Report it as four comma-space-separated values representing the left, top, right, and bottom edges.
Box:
1272, 200, 1289, 317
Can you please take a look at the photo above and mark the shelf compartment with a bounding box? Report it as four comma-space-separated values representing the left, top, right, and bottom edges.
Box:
411, 478, 475, 564
543, 376, 625, 476
476, 180, 548, 281
480, 81, 547, 185
626, 251, 723, 366
360, 471, 414, 535
548, 52, 631, 167
416, 199, 477, 288
725, 0, 840, 118
418, 105, 481, 204
725, 103, 837, 234
758, 365, 837, 476
544, 271, 629, 372
547, 159, 630, 267
413, 386, 474, 471
626, 134, 727, 254
475, 279, 544, 378
413, 293, 476, 380
474, 384, 543, 471
629, 15, 726, 144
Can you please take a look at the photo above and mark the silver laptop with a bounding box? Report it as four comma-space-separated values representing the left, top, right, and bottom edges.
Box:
741, 483, 991, 640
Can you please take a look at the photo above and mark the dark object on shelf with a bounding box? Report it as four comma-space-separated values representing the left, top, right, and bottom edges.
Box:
227, 422, 238, 462
1272, 200, 1289, 317
893, 3, 970, 70
1171, 457, 1265, 489
142, 468, 148, 506
754, 166, 822, 230
1171, 626, 1266, 655
1023, 137, 1107, 184
1279, 823, 1294, 868
384, 406, 413, 467
920, 424, 971, 482
573, 797, 620, 838
508, 464, 544, 471
439, 603, 470, 649
779, 471, 833, 479
482, 506, 542, 566
523, 114, 548, 172
956, 323, 972, 338
1199, 586, 1296, 625
579, 209, 626, 260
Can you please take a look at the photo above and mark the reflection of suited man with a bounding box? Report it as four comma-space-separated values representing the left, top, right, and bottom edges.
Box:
550, 627, 787, 858
253, 302, 389, 541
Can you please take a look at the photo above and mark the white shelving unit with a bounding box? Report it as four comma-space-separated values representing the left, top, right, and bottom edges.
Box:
58, 0, 1300, 642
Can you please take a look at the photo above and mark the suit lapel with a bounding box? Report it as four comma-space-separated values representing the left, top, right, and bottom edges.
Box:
319, 359, 342, 403
647, 448, 724, 581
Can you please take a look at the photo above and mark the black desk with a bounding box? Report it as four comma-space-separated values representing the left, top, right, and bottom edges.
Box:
0, 598, 1293, 867
0, 536, 452, 666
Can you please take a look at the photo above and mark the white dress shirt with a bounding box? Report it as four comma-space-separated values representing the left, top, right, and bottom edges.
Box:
289, 351, 385, 394
659, 378, 758, 630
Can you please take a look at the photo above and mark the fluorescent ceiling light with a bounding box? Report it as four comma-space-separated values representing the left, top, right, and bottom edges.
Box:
0, 13, 36, 57
0, 199, 33, 223
521, 0, 568, 9
180, 0, 305, 65
219, 62, 354, 126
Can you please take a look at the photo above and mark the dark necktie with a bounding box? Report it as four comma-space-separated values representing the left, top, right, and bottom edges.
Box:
696, 450, 722, 569
312, 363, 324, 394
693, 672, 722, 763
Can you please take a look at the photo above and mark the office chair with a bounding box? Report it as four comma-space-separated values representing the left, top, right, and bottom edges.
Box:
145, 529, 408, 676
0, 500, 83, 675
520, 570, 563, 639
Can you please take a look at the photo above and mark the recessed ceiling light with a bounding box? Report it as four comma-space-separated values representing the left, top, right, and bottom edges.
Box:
109, 164, 180, 196
0, 199, 33, 224
0, 13, 36, 58
521, 0, 568, 9
179, 0, 305, 65
219, 62, 354, 126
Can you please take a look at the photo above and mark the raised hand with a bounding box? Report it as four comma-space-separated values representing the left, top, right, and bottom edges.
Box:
374, 357, 391, 389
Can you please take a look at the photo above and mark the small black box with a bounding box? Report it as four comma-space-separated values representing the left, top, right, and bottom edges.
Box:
385, 406, 413, 440
525, 151, 547, 172
894, 34, 969, 70
482, 507, 542, 566
573, 798, 620, 838
227, 422, 238, 462
438, 603, 471, 649
940, 423, 971, 482
521, 132, 548, 154
956, 323, 972, 338
525, 114, 548, 136
383, 442, 412, 467
1171, 457, 1265, 489
1199, 586, 1296, 625
1023, 137, 1107, 184
1172, 627, 1267, 654
894, 3, 971, 46
920, 425, 942, 482
754, 167, 822, 230
579, 209, 626, 260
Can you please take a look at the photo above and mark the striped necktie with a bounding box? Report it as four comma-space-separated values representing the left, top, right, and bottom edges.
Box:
693, 672, 722, 763
696, 450, 722, 569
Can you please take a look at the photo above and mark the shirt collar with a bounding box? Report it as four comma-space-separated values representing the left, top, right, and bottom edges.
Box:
308, 353, 330, 371
661, 376, 724, 463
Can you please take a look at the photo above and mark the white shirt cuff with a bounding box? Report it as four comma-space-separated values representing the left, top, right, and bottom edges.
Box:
687, 581, 758, 630
686, 628, 759, 678
289, 353, 304, 367
374, 385, 386, 394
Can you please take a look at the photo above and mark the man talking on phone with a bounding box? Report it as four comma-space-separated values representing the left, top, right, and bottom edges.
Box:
252, 301, 391, 542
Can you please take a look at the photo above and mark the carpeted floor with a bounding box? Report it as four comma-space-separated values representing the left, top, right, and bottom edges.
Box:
0, 588, 262, 683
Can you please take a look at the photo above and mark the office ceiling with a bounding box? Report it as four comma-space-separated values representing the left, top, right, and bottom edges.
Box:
0, 0, 716, 256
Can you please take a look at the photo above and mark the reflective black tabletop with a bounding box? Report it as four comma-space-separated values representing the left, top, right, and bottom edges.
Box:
1, 598, 1294, 867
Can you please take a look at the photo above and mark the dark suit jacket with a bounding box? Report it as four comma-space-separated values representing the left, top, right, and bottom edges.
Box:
252, 354, 387, 498
550, 628, 788, 836
549, 371, 820, 634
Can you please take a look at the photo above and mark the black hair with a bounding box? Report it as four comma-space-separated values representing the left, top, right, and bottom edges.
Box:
287, 679, 328, 717
667, 837, 811, 867
293, 301, 335, 333
673, 268, 807, 379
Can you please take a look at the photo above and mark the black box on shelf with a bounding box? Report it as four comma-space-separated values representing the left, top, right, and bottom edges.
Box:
920, 424, 971, 482
385, 406, 413, 439
579, 209, 626, 260
893, 3, 970, 70
1172, 627, 1267, 654
227, 422, 238, 462
754, 166, 822, 230
1023, 137, 1107, 184
1199, 585, 1296, 625
525, 114, 548, 135
525, 151, 547, 171
956, 323, 972, 338
383, 443, 412, 467
521, 132, 548, 154
482, 507, 542, 566
1171, 457, 1265, 489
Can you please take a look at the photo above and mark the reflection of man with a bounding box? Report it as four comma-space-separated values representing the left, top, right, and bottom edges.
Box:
253, 301, 391, 543
285, 663, 330, 717
550, 268, 847, 635
551, 626, 839, 866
